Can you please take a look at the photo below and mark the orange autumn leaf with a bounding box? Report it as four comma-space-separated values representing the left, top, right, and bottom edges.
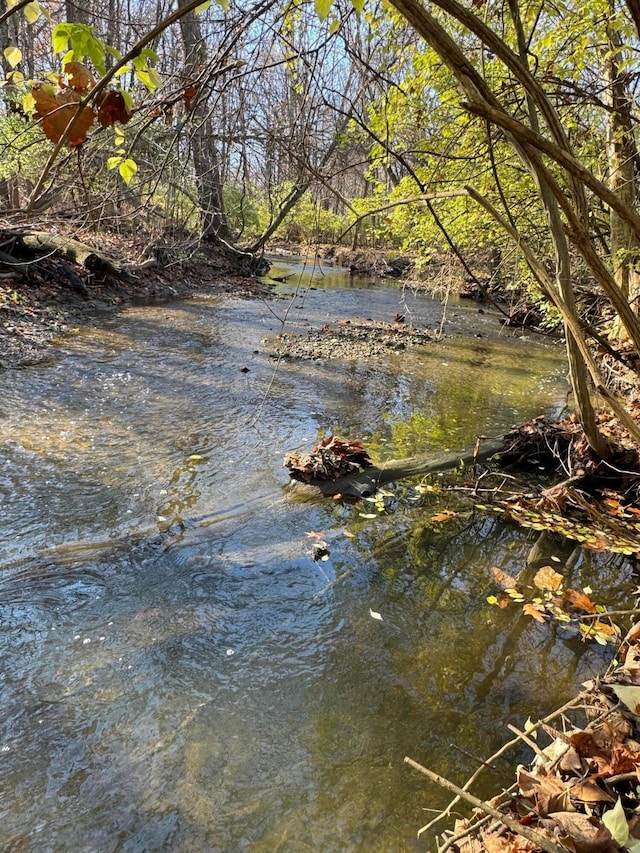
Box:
564, 588, 598, 613
534, 565, 564, 591
183, 84, 198, 110
523, 602, 547, 623
31, 82, 95, 146
609, 741, 640, 775
64, 61, 95, 92
31, 82, 58, 115
431, 510, 458, 523
491, 566, 519, 590
45, 104, 94, 145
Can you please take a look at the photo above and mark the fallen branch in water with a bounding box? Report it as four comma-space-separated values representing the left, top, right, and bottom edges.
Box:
286, 436, 506, 500
406, 619, 640, 852
404, 757, 567, 853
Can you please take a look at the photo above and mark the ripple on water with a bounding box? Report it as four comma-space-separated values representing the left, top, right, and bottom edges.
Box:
0, 289, 600, 852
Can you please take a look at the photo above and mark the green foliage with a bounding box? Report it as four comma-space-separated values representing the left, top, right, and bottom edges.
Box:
52, 23, 106, 76
222, 184, 260, 235
0, 113, 52, 183
255, 182, 348, 243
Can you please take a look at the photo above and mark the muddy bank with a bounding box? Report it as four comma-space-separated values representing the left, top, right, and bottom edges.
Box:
0, 229, 272, 369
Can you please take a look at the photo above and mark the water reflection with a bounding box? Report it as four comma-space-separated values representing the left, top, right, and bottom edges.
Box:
0, 286, 632, 851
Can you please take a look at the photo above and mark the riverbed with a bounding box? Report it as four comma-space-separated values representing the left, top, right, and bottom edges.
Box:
0, 265, 633, 851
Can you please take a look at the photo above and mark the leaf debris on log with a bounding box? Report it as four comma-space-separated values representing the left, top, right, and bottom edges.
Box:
284, 435, 373, 483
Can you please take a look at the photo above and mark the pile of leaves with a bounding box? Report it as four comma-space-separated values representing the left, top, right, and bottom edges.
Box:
442, 621, 640, 853
500, 414, 640, 485
482, 413, 640, 556
284, 436, 373, 483
496, 488, 640, 559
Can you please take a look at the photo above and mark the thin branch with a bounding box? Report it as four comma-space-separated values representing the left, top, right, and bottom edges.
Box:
416, 692, 585, 836
404, 757, 567, 853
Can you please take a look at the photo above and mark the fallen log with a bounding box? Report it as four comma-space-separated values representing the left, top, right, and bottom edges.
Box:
20, 231, 155, 276
311, 437, 506, 499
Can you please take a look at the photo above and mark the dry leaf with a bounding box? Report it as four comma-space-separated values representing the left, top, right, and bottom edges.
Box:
559, 746, 585, 775
548, 811, 618, 853
31, 82, 95, 145
523, 602, 546, 623
96, 90, 131, 127
570, 779, 615, 804
564, 588, 598, 613
431, 510, 457, 522
491, 566, 519, 590
518, 768, 572, 815
611, 684, 640, 715
64, 61, 95, 91
534, 566, 564, 591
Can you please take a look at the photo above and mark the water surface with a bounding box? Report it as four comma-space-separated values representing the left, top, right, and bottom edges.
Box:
0, 275, 631, 851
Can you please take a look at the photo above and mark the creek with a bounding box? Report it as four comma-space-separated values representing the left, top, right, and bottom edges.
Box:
0, 260, 635, 851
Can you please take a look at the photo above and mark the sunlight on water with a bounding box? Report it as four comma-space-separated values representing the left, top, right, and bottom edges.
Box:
0, 282, 631, 851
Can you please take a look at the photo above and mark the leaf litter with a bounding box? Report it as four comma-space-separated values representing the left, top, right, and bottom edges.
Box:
406, 619, 640, 853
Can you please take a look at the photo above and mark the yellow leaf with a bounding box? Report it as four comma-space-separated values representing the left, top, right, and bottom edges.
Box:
4, 46, 22, 68
22, 91, 36, 114
118, 158, 137, 184
23, 1, 40, 23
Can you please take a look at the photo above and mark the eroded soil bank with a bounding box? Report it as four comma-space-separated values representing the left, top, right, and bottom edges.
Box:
0, 230, 272, 369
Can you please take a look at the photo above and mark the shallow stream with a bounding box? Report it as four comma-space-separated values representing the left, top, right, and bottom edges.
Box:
0, 262, 635, 851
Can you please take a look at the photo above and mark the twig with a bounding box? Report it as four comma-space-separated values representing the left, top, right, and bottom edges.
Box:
579, 609, 640, 620
416, 693, 586, 835
506, 723, 548, 760
404, 757, 567, 853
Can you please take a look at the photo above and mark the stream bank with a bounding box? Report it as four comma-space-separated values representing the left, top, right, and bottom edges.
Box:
0, 229, 272, 369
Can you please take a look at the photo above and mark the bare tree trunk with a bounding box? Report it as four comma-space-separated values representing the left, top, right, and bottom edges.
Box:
176, 0, 230, 243
605, 6, 640, 331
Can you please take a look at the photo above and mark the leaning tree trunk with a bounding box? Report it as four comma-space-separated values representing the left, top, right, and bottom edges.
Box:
385, 0, 611, 459
507, 0, 609, 460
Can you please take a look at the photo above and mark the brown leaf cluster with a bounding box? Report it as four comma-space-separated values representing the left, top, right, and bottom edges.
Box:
30, 62, 131, 147
284, 436, 373, 483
